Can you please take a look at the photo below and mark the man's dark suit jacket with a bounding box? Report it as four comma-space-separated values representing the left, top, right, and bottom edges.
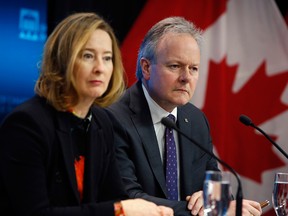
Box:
0, 95, 127, 216
106, 81, 219, 216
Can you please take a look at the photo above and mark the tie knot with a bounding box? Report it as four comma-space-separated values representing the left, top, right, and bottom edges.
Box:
167, 114, 175, 122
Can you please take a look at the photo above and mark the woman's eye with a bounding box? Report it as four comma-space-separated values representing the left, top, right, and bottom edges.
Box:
83, 53, 94, 60
103, 56, 112, 62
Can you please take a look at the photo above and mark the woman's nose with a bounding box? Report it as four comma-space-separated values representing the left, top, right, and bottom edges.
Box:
93, 59, 105, 73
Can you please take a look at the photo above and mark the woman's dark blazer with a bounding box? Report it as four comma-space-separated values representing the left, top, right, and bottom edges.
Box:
0, 95, 127, 216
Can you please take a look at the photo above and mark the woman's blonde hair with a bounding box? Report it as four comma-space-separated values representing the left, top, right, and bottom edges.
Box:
35, 12, 126, 110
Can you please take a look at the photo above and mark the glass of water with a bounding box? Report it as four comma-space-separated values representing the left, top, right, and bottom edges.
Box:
272, 172, 288, 216
203, 170, 231, 216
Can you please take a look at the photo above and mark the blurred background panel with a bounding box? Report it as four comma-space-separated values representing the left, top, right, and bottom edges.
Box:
0, 0, 47, 120
47, 0, 146, 43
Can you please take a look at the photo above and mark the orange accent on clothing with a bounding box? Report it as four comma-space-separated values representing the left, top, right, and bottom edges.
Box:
67, 108, 77, 116
114, 202, 125, 216
74, 156, 85, 201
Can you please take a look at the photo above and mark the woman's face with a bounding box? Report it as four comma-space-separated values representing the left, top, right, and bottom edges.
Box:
74, 29, 113, 104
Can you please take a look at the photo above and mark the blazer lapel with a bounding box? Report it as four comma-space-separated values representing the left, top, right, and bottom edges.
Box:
130, 83, 167, 196
177, 109, 204, 199
56, 112, 80, 202
82, 118, 102, 202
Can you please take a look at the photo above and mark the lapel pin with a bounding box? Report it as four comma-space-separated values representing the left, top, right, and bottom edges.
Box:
184, 118, 188, 123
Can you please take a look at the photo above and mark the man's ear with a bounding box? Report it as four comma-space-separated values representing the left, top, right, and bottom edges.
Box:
140, 58, 151, 80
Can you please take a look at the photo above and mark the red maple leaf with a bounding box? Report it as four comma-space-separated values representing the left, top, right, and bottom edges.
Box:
202, 57, 288, 182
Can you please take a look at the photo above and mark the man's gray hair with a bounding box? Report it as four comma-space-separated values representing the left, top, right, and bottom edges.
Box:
136, 16, 203, 80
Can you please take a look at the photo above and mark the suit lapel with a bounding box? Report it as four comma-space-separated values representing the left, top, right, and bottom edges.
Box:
177, 109, 196, 199
129, 83, 167, 196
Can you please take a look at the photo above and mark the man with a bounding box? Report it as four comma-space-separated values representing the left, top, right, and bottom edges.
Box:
106, 16, 262, 216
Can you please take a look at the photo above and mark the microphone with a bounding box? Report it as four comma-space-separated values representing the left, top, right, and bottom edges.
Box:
239, 114, 288, 159
161, 117, 243, 216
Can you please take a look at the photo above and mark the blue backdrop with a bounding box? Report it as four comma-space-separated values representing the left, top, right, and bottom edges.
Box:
0, 0, 47, 121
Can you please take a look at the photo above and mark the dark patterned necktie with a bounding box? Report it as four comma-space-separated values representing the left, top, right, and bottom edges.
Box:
165, 114, 178, 200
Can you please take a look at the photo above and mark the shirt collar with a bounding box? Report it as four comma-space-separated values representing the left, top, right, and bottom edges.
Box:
142, 84, 177, 124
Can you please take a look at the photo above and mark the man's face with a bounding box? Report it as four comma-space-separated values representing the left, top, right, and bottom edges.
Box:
142, 32, 201, 112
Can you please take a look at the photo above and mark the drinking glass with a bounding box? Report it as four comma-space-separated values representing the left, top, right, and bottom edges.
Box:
203, 170, 231, 216
272, 172, 288, 216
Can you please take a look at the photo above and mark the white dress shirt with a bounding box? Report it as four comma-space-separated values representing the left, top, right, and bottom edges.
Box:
142, 84, 180, 199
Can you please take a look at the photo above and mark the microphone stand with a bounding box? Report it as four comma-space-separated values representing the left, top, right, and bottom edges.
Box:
161, 117, 243, 216
239, 114, 288, 159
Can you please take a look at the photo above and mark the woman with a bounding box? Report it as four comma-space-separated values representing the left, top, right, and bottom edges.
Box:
0, 12, 173, 216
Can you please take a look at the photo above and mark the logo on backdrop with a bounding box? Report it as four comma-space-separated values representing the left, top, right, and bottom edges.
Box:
19, 8, 46, 41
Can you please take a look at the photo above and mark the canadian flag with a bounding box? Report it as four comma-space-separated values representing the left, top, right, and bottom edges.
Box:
121, 0, 288, 215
